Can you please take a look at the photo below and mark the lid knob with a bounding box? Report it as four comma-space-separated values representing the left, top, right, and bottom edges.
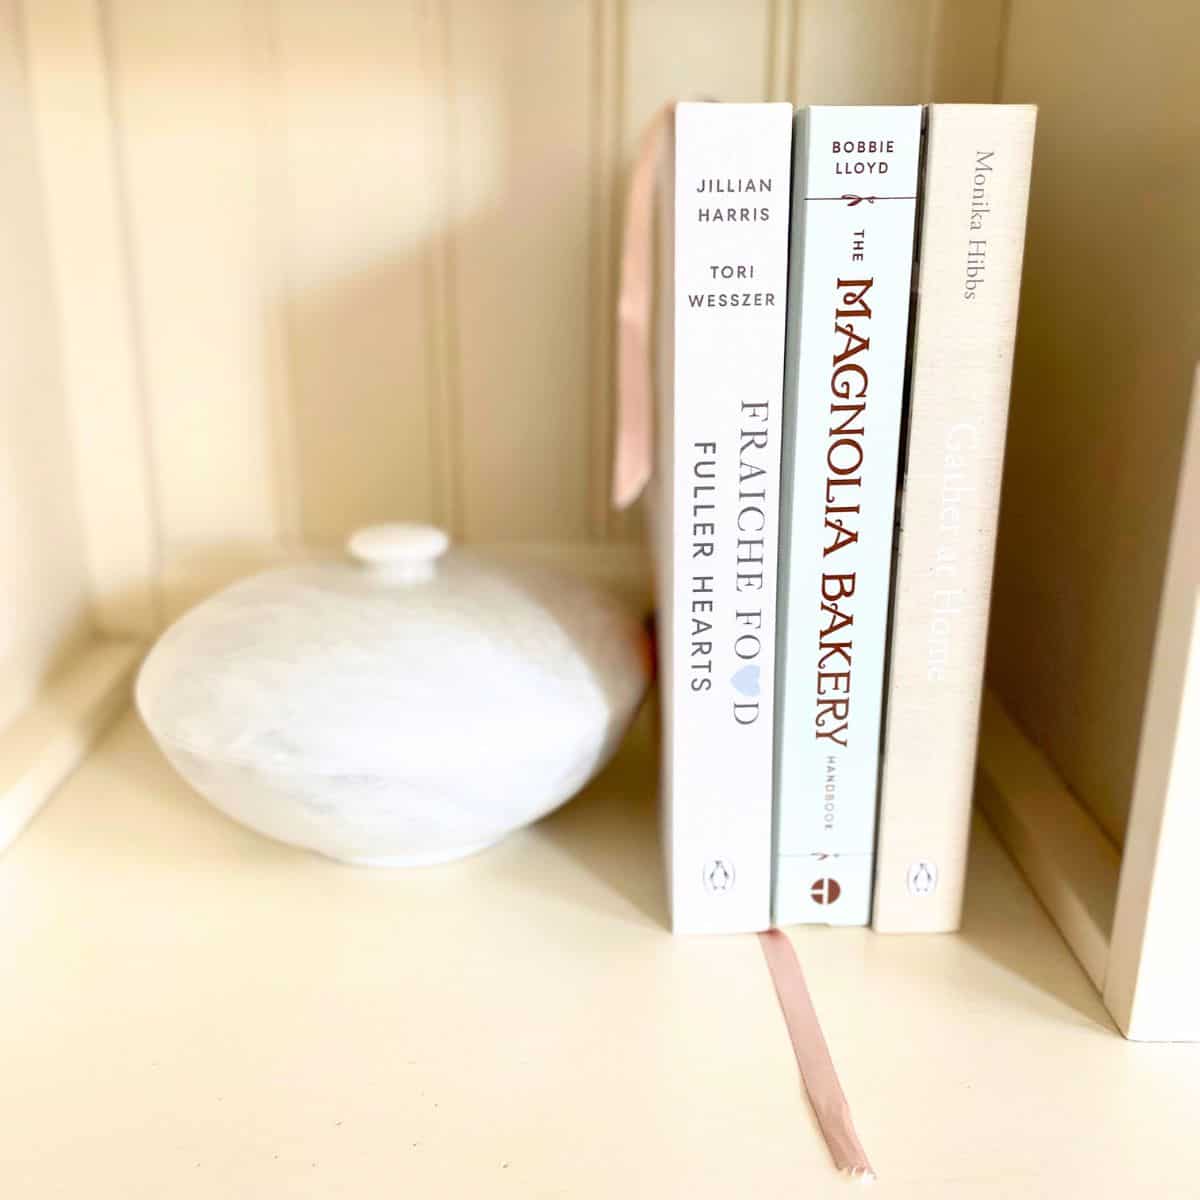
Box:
347, 523, 450, 583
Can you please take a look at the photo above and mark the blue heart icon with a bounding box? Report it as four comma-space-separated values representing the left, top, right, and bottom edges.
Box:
731, 664, 761, 697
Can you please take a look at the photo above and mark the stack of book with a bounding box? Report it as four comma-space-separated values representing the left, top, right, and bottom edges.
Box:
647, 102, 1036, 934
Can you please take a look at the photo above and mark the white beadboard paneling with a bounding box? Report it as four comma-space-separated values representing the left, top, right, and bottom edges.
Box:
446, 0, 595, 542
272, 0, 443, 544
927, 0, 1008, 102
21, 0, 159, 635
107, 0, 285, 553
792, 0, 938, 104
0, 0, 93, 725
586, 0, 622, 540
624, 0, 773, 116
24, 0, 1016, 594
767, 0, 797, 101
420, 0, 463, 536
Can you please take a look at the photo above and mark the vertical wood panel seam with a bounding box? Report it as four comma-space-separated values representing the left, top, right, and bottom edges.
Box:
766, 0, 796, 101
13, 0, 92, 624
788, 0, 805, 102
764, 0, 777, 99
247, 0, 302, 548
922, 0, 943, 100
585, 0, 606, 539
609, 0, 628, 540
992, 0, 1015, 102
422, 0, 463, 539
95, 0, 165, 626
586, 0, 624, 542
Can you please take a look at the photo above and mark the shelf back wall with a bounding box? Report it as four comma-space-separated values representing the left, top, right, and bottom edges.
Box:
18, 0, 1006, 638
0, 0, 91, 731
988, 0, 1199, 850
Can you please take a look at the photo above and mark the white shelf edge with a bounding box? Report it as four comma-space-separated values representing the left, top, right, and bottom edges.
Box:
0, 637, 142, 854
975, 687, 1121, 994
1105, 363, 1200, 1042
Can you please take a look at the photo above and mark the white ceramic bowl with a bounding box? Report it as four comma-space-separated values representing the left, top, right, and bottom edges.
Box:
136, 525, 650, 866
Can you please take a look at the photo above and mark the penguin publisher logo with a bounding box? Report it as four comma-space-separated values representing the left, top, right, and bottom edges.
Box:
703, 859, 735, 894
907, 860, 938, 897
810, 877, 841, 905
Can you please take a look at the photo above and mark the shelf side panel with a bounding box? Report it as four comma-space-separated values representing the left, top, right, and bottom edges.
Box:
1106, 367, 1200, 1042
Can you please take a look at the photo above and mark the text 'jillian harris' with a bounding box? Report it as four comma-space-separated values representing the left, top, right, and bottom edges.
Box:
695, 177, 773, 193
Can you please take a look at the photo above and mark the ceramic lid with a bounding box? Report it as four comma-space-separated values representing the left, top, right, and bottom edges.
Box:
136, 524, 647, 777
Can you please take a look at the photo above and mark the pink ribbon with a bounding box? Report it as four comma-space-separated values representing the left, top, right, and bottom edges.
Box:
612, 105, 672, 508
759, 930, 875, 1180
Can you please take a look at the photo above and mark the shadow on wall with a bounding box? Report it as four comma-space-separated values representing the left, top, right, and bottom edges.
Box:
261, 12, 607, 553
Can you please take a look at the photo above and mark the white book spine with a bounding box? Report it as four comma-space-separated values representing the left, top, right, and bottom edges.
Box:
660, 102, 792, 934
873, 105, 1037, 933
774, 106, 921, 926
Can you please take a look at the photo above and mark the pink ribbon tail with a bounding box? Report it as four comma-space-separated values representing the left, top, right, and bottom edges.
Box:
612, 105, 672, 509
758, 929, 876, 1181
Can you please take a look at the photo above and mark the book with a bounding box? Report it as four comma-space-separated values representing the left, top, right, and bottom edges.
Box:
873, 104, 1037, 933
773, 106, 922, 927
652, 101, 793, 934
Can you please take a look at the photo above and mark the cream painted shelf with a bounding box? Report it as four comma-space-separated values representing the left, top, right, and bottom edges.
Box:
3, 706, 1200, 1198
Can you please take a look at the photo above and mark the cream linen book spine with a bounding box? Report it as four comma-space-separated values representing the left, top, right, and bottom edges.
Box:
653, 101, 792, 934
873, 104, 1037, 933
774, 106, 922, 927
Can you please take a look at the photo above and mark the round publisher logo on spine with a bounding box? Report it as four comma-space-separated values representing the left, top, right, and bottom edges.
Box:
702, 859, 735, 894
907, 860, 939, 896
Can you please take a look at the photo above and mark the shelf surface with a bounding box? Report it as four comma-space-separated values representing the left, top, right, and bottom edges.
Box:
3, 708, 1200, 1198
